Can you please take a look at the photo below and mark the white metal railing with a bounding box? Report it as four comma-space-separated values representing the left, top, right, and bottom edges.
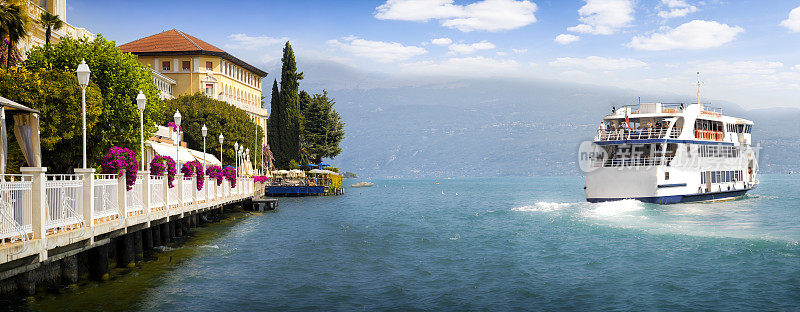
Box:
595, 128, 680, 141
168, 181, 180, 207
593, 157, 675, 167
150, 175, 165, 211
0, 175, 33, 243
93, 174, 119, 222
182, 177, 193, 205
126, 176, 144, 215
46, 174, 84, 231
197, 178, 207, 202
0, 166, 260, 250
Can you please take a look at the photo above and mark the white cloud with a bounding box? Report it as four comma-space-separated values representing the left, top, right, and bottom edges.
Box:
548, 56, 647, 70
375, 0, 538, 32
512, 48, 527, 54
400, 56, 520, 76
448, 40, 496, 55
657, 0, 697, 19
554, 34, 580, 44
780, 6, 800, 32
374, 0, 463, 21
627, 20, 744, 51
327, 36, 427, 63
431, 38, 453, 46
794, 64, 800, 71
567, 0, 634, 35
224, 34, 287, 50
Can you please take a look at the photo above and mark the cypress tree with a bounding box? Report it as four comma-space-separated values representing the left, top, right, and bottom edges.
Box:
267, 79, 281, 167
278, 41, 303, 167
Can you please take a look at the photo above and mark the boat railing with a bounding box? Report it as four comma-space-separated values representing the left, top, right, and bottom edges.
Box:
595, 128, 680, 141
592, 156, 675, 167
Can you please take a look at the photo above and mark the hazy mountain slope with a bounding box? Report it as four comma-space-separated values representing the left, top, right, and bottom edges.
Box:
318, 78, 799, 178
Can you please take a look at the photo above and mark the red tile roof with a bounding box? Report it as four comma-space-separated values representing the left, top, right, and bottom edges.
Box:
119, 29, 225, 54
119, 29, 268, 77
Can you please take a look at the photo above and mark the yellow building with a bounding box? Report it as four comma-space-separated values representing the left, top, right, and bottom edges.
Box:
118, 29, 269, 141
19, 0, 95, 57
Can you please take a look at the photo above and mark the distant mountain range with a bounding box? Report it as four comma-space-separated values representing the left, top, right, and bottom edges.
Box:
265, 60, 800, 178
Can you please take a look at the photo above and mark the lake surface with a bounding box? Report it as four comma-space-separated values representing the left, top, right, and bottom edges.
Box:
36, 175, 800, 311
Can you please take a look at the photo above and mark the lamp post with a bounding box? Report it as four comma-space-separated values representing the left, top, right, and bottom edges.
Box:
173, 110, 181, 167
201, 124, 207, 167
234, 142, 239, 172
136, 91, 147, 170
238, 147, 243, 176
218, 133, 224, 165
246, 148, 250, 175
76, 59, 91, 169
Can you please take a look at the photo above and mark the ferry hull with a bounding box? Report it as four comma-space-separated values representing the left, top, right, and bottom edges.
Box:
587, 188, 752, 204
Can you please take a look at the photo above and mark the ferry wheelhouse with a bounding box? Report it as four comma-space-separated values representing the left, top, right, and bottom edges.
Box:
584, 101, 759, 204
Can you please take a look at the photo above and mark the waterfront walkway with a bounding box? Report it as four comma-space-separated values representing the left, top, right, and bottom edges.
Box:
0, 168, 264, 280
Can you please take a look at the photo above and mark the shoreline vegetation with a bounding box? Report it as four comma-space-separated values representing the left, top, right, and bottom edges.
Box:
6, 208, 258, 311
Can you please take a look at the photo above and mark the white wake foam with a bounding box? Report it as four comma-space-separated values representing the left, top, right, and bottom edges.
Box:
512, 202, 573, 212
586, 199, 645, 217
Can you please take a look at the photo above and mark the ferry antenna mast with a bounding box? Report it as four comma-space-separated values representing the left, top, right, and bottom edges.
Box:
696, 71, 701, 106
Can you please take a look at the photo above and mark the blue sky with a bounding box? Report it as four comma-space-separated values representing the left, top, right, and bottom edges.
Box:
68, 0, 800, 109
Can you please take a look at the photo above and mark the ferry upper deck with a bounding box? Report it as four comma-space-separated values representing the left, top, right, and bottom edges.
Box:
593, 102, 753, 146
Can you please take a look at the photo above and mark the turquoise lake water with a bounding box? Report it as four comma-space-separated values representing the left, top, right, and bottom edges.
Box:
133, 175, 799, 311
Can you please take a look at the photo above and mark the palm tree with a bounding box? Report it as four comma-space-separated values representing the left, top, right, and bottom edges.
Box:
0, 1, 28, 67
37, 11, 62, 45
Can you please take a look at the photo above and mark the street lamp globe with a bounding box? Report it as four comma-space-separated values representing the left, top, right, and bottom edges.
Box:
201, 124, 207, 137
173, 109, 182, 127
76, 59, 91, 88
218, 133, 224, 145
136, 91, 146, 111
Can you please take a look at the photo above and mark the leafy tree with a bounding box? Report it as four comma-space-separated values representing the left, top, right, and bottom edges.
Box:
0, 67, 103, 173
24, 34, 166, 168
37, 11, 62, 45
298, 90, 311, 117
164, 93, 264, 167
276, 41, 303, 168
0, 1, 28, 68
266, 79, 281, 167
301, 91, 344, 164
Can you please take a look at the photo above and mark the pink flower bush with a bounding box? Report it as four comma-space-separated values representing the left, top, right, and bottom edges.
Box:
206, 165, 223, 186
166, 121, 183, 132
150, 155, 177, 188
181, 160, 205, 191
222, 166, 237, 188
101, 147, 138, 190
253, 176, 268, 183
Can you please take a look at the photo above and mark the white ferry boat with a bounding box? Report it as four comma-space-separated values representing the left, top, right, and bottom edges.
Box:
584, 94, 759, 204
